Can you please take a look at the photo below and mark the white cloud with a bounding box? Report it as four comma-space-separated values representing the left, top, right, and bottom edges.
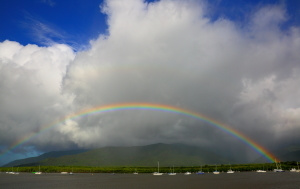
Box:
0, 41, 75, 152
62, 0, 300, 152
1, 0, 300, 164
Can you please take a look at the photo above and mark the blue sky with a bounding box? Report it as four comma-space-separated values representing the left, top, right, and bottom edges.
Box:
1, 0, 299, 49
0, 0, 108, 49
1, 0, 300, 166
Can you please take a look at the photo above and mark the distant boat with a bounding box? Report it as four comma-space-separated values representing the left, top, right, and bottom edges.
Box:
297, 162, 300, 173
256, 170, 266, 173
196, 166, 204, 175
256, 170, 267, 173
69, 167, 74, 175
35, 165, 42, 174
168, 166, 176, 175
290, 168, 297, 172
273, 160, 284, 172
15, 167, 19, 175
256, 165, 266, 173
213, 165, 220, 174
227, 164, 234, 174
184, 171, 191, 175
133, 168, 138, 175
153, 161, 163, 175
8, 167, 18, 174
61, 172, 68, 174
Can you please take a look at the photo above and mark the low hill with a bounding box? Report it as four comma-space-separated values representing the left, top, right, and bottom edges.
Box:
3, 143, 231, 167
3, 149, 87, 167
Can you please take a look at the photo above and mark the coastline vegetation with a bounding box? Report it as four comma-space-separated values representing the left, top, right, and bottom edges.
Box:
1, 161, 298, 173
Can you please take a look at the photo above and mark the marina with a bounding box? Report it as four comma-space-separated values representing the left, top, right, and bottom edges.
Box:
1, 171, 299, 189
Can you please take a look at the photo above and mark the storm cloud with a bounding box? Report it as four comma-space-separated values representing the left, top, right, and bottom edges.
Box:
1, 0, 300, 164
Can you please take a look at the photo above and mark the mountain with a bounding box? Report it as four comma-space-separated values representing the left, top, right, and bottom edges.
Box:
253, 145, 300, 163
2, 143, 231, 167
279, 145, 300, 161
3, 149, 87, 167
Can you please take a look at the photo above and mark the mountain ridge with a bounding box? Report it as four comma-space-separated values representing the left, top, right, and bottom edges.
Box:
3, 149, 87, 167
3, 143, 230, 167
4, 143, 299, 167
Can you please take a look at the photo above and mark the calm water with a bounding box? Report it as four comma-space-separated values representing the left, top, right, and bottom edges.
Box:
1, 172, 300, 189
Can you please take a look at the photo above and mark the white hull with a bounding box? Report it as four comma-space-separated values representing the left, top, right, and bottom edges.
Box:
35, 165, 42, 174
214, 164, 220, 174
274, 160, 284, 172
184, 172, 191, 175
153, 161, 163, 175
256, 170, 266, 173
273, 169, 284, 172
168, 166, 176, 175
8, 172, 19, 175
290, 168, 297, 172
227, 170, 234, 174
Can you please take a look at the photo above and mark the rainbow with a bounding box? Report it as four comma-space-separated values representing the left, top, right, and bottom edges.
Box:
1, 102, 278, 162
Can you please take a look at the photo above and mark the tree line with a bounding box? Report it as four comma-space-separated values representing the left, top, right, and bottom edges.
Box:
1, 161, 298, 173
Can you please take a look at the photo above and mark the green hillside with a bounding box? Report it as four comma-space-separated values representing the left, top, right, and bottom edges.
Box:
3, 149, 87, 167
8, 143, 231, 167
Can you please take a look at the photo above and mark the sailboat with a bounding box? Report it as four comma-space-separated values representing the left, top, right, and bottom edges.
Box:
153, 162, 163, 175
290, 162, 299, 172
168, 166, 176, 175
133, 168, 138, 175
196, 165, 204, 175
69, 167, 74, 175
8, 167, 17, 174
256, 165, 266, 173
227, 164, 234, 174
14, 167, 19, 175
296, 162, 300, 173
273, 159, 284, 172
213, 164, 220, 174
290, 168, 297, 172
35, 165, 42, 174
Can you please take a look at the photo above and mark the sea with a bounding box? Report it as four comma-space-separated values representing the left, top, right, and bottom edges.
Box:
0, 171, 300, 189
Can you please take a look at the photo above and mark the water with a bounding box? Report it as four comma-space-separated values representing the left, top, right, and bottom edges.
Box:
1, 172, 299, 189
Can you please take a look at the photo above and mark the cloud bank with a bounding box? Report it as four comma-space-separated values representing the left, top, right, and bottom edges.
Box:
1, 0, 300, 164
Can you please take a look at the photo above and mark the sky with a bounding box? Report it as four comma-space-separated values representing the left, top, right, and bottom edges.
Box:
0, 0, 300, 166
